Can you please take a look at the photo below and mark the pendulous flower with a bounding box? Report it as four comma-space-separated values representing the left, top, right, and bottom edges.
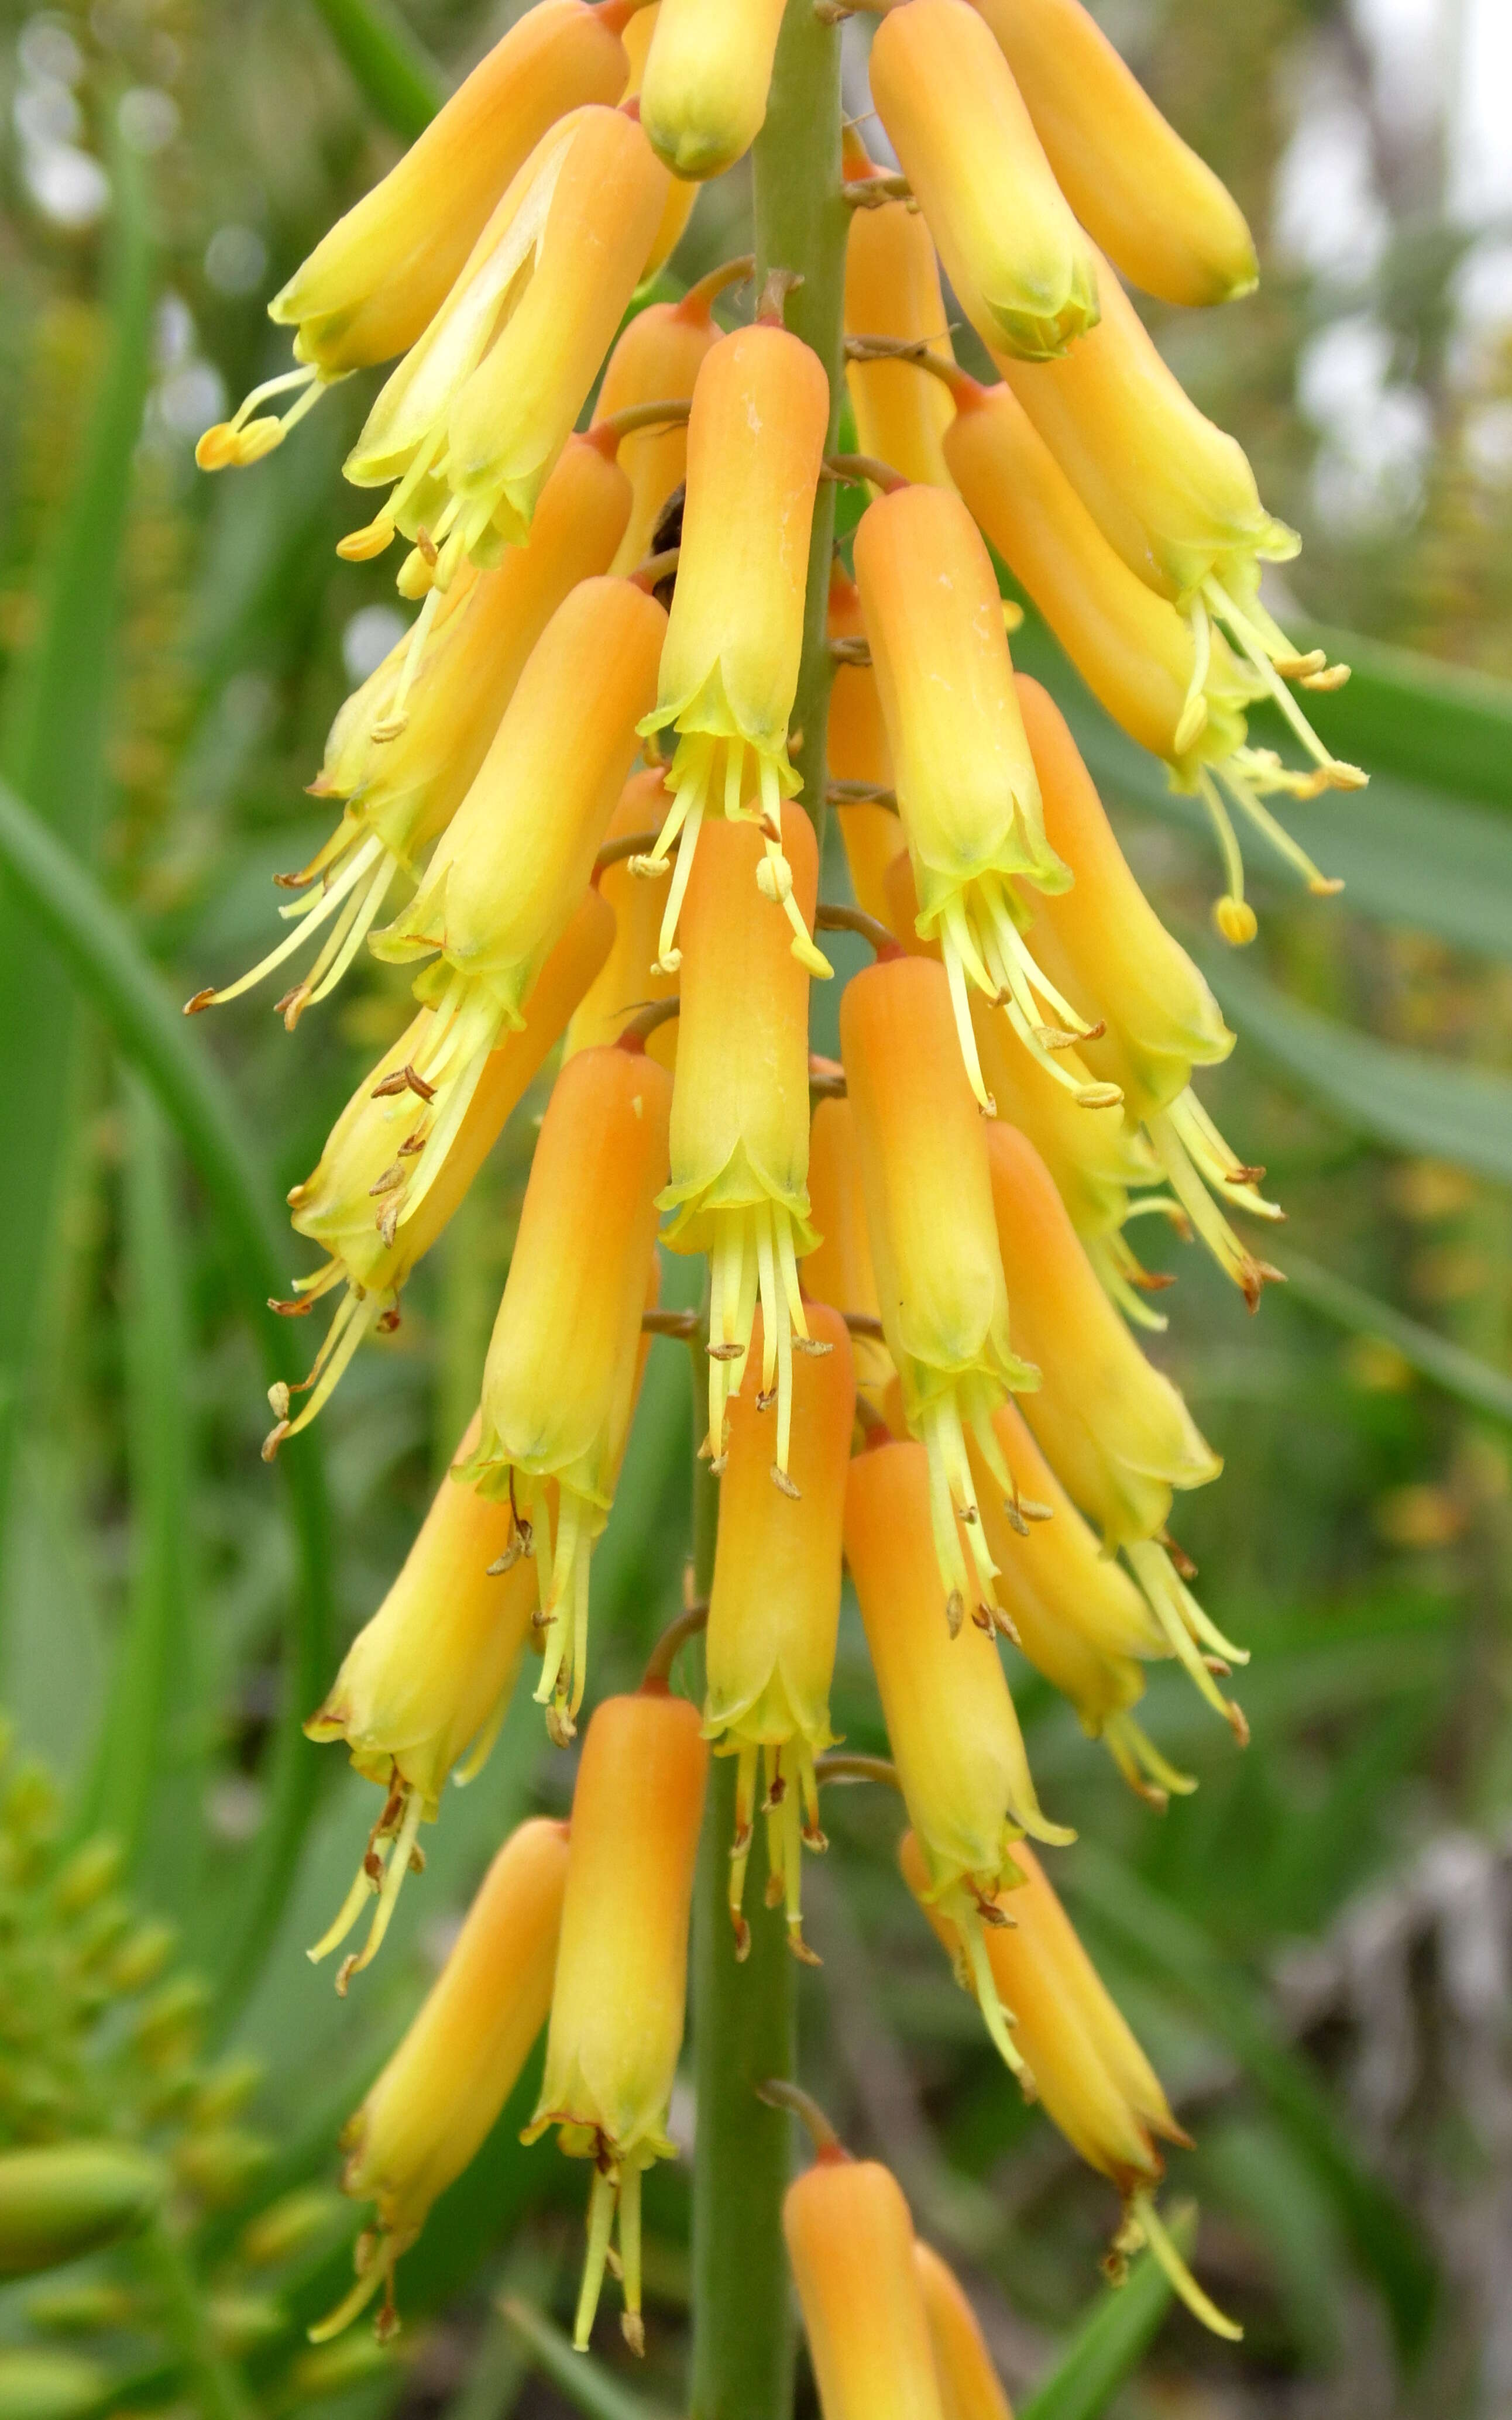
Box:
705, 1304, 854, 1964
868, 0, 1098, 362
803, 1097, 893, 1408
312, 1819, 569, 2343
639, 0, 788, 180
661, 805, 822, 1481
913, 2239, 1013, 2420
826, 566, 906, 929
784, 2136, 946, 2420
524, 1689, 708, 2354
304, 1412, 542, 1991
634, 321, 831, 976
456, 1040, 671, 1740
590, 258, 750, 574
842, 128, 957, 490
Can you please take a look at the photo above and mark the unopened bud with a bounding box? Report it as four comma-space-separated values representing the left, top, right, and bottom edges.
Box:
0, 2143, 166, 2280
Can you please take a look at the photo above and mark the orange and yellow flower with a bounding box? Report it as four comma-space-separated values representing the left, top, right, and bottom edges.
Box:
803, 1097, 893, 1409
590, 257, 750, 575
842, 128, 956, 490
826, 566, 906, 929
784, 2147, 947, 2420
639, 0, 788, 179
913, 2240, 1013, 2420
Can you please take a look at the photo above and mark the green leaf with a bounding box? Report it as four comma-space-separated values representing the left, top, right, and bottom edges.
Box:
1018, 2207, 1193, 2420
1196, 950, 1512, 1184
500, 2299, 678, 2420
309, 0, 446, 142
1064, 1851, 1436, 2361
0, 781, 334, 2037
1280, 1252, 1512, 1428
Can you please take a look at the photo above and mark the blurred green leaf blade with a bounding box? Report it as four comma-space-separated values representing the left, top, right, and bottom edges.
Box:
310, 0, 446, 141
1018, 2209, 1192, 2420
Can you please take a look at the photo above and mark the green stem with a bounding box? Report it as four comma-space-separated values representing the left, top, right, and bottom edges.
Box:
140, 2219, 255, 2420
689, 17, 848, 2415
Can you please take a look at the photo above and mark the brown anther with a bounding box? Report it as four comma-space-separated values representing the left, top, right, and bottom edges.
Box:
1202, 1655, 1231, 1678
335, 1954, 360, 1997
1003, 1500, 1029, 1538
363, 1851, 384, 1882
971, 1605, 994, 1632
1161, 1532, 1198, 1580
771, 1465, 802, 1499
1223, 1161, 1266, 1185
398, 1132, 425, 1156
545, 1704, 577, 1749
733, 1916, 751, 1962
621, 2312, 645, 2358
1131, 1268, 1177, 1294
802, 1823, 829, 1854
988, 1604, 1022, 1648
792, 1333, 834, 1357
376, 1308, 401, 1335
183, 988, 217, 1016
377, 1202, 401, 1248
273, 866, 312, 887
765, 1774, 788, 1808
369, 1162, 406, 1196
1226, 1700, 1251, 1748
372, 1063, 435, 1102
414, 527, 439, 568
755, 1386, 778, 1412
707, 1340, 744, 1362
276, 984, 309, 1029
788, 1929, 823, 1968
268, 1294, 314, 1318
267, 1381, 291, 1421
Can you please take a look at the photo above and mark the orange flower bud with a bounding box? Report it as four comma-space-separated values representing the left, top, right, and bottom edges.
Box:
706, 1305, 854, 1961
618, 7, 702, 264
343, 107, 668, 580
303, 1412, 541, 1988
640, 0, 787, 178
526, 1690, 708, 2353
458, 1043, 672, 1738
591, 264, 740, 574
564, 770, 679, 1065
840, 951, 1035, 1615
190, 435, 631, 1026
271, 890, 611, 1448
912, 2240, 1013, 2420
869, 0, 1098, 363
968, 0, 1256, 308
847, 1439, 1069, 2077
784, 2152, 946, 2420
314, 1819, 569, 2343
854, 484, 1092, 1115
636, 324, 831, 978
195, 3, 628, 469
1014, 677, 1285, 1303
843, 132, 956, 489
661, 805, 821, 1479
803, 1098, 893, 1408
826, 567, 906, 929
370, 576, 665, 1236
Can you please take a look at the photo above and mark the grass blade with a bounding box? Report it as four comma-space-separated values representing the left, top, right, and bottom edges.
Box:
500, 2299, 678, 2420
1018, 2207, 1194, 2420
1281, 1252, 1512, 1429
308, 0, 445, 140
0, 779, 334, 2036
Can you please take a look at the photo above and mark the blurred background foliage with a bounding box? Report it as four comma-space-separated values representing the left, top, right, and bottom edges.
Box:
0, 0, 1509, 2414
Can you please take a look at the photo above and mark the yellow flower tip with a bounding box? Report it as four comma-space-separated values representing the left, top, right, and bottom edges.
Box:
640, 0, 787, 181
1213, 894, 1257, 946
913, 2238, 1015, 2420
784, 2156, 946, 2420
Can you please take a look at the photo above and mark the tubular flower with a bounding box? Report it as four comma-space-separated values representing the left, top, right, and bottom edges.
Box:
868, 0, 1098, 363
854, 484, 1095, 1114
661, 805, 822, 1479
842, 129, 957, 489
635, 323, 832, 977
847, 1439, 1071, 2079
564, 771, 680, 1065
456, 1042, 672, 1740
368, 575, 665, 1236
841, 954, 1036, 1618
591, 260, 746, 574
1016, 676, 1286, 1302
524, 1690, 708, 2354
617, 7, 701, 266
196, 1, 630, 469
304, 1414, 542, 1992
312, 1819, 569, 2345
269, 891, 611, 1450
985, 1120, 1250, 1740
968, 0, 1256, 308
913, 2240, 1013, 2420
705, 1305, 854, 1964
640, 0, 787, 179
340, 106, 669, 584
968, 1401, 1198, 1810
901, 1832, 1240, 2342
785, 2151, 948, 2420
186, 435, 631, 1028
803, 1098, 894, 1408
826, 566, 906, 927
995, 262, 1363, 792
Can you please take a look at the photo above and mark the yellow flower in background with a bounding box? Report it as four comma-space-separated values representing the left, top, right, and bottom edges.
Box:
901, 1832, 1240, 2340
868, 0, 1098, 362
563, 769, 681, 1065
640, 0, 787, 179
854, 483, 1096, 1115
268, 890, 612, 1450
196, 1, 630, 468
661, 805, 821, 1480
842, 128, 957, 490
705, 1304, 854, 1963
803, 1096, 894, 1410
846, 1437, 1071, 2078
186, 433, 631, 1028
784, 2147, 946, 2420
912, 2240, 1013, 2420
369, 575, 665, 1236
303, 1412, 542, 1991
591, 260, 748, 575
525, 1690, 708, 2353
1015, 676, 1287, 1302
968, 0, 1256, 308
458, 1041, 671, 1740
312, 1819, 569, 2345
341, 106, 668, 582
841, 953, 1035, 1618
826, 566, 906, 929
635, 322, 831, 976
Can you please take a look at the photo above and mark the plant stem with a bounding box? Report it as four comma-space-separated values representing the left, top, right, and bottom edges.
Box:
689, 13, 848, 2414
